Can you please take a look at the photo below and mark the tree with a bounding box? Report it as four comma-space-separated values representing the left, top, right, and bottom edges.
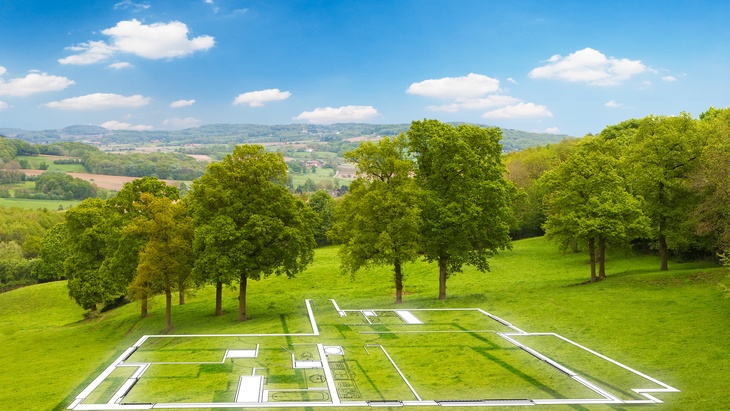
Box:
407, 120, 514, 300
125, 194, 194, 331
542, 138, 650, 282
188, 145, 318, 321
308, 190, 336, 246
331, 135, 422, 304
64, 199, 121, 312
625, 114, 704, 270
691, 107, 730, 253
105, 177, 180, 316
32, 223, 69, 282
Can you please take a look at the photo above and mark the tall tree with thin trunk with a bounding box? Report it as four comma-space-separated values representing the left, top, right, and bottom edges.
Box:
188, 145, 318, 321
408, 120, 513, 300
330, 135, 422, 304
125, 194, 193, 332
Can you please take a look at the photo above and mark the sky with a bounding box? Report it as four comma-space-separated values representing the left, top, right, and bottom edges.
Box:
1, 0, 729, 136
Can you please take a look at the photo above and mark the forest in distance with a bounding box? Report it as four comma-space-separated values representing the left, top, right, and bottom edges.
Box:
1, 108, 730, 332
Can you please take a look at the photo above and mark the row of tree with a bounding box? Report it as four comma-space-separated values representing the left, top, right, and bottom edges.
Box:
39, 146, 319, 331
505, 107, 730, 281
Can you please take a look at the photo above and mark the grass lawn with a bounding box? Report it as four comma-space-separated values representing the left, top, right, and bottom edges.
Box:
16, 155, 87, 173
0, 237, 728, 410
0, 197, 80, 210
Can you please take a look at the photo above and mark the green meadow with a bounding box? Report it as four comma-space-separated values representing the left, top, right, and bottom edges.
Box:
0, 237, 728, 410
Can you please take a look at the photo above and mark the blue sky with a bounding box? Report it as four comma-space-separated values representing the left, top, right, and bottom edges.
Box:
1, 0, 729, 136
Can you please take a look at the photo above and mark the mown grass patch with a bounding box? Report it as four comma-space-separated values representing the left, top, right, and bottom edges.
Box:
0, 237, 728, 410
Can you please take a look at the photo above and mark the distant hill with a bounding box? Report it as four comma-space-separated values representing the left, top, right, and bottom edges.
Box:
0, 123, 574, 152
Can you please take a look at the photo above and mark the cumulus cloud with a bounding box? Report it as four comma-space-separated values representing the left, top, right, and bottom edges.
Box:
108, 62, 133, 69
0, 68, 75, 97
662, 75, 677, 82
59, 19, 214, 65
528, 48, 648, 86
428, 95, 522, 112
545, 127, 561, 134
605, 100, 623, 108
162, 117, 202, 129
43, 93, 150, 110
233, 89, 291, 107
0, 101, 9, 110
293, 105, 379, 124
481, 103, 553, 119
170, 99, 196, 108
101, 120, 153, 131
407, 73, 500, 99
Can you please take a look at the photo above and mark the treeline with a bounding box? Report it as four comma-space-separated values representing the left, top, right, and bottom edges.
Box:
0, 208, 64, 291
504, 107, 730, 280
12, 171, 108, 201
0, 136, 207, 181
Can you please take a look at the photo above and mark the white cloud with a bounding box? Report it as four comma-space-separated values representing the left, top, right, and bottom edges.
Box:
59, 19, 214, 65
114, 0, 150, 11
162, 117, 202, 129
506, 77, 518, 84
101, 120, 153, 131
545, 127, 561, 134
233, 89, 291, 107
0, 101, 9, 110
108, 62, 133, 69
43, 93, 150, 110
428, 95, 522, 112
205, 0, 214, 3
293, 105, 379, 124
528, 47, 648, 86
406, 73, 500, 99
605, 100, 623, 108
662, 75, 677, 82
59, 41, 116, 65
0, 69, 75, 97
481, 103, 553, 119
170, 99, 195, 108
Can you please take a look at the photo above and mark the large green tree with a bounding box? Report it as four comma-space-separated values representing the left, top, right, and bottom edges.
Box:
32, 223, 69, 282
331, 135, 422, 304
188, 145, 318, 321
408, 120, 514, 300
542, 138, 650, 282
625, 114, 704, 270
64, 198, 121, 312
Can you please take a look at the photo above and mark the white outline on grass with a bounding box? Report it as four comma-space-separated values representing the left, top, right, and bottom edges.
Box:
68, 299, 678, 409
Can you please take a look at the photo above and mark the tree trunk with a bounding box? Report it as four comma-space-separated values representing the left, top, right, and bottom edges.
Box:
394, 260, 403, 304
659, 234, 669, 271
179, 289, 185, 305
165, 288, 172, 332
215, 281, 223, 316
438, 257, 447, 300
588, 238, 597, 283
597, 237, 606, 280
140, 295, 148, 318
238, 275, 247, 322
572, 239, 579, 253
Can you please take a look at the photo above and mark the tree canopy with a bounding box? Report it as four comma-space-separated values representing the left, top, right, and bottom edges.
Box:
188, 144, 318, 320
408, 120, 514, 299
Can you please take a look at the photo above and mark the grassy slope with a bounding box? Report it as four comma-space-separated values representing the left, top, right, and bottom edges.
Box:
0, 237, 727, 410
